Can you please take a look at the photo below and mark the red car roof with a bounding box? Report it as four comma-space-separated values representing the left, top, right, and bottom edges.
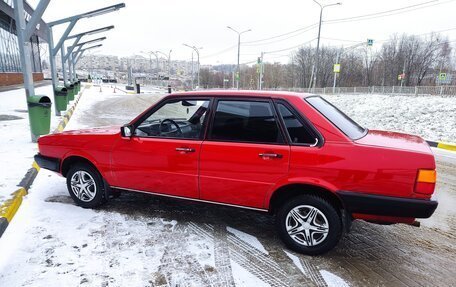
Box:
169, 89, 315, 99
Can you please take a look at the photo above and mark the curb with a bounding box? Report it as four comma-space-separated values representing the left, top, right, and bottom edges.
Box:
0, 85, 88, 238
426, 140, 456, 152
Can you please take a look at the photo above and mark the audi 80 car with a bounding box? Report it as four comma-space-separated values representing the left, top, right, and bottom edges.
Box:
35, 90, 438, 255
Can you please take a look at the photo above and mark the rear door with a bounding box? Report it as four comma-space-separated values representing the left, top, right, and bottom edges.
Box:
199, 98, 290, 209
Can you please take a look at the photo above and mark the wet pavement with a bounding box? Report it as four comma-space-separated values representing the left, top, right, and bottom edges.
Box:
63, 91, 456, 287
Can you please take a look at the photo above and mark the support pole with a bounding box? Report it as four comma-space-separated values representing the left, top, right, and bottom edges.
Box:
259, 52, 264, 90
61, 43, 68, 86
333, 50, 340, 93
13, 0, 50, 142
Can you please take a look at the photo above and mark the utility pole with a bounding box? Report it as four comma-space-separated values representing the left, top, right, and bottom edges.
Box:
191, 51, 194, 89
310, 0, 341, 89
227, 26, 251, 89
333, 50, 340, 93
258, 52, 264, 90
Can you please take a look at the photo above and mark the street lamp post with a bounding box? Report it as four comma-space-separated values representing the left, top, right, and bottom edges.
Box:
183, 44, 202, 89
227, 26, 251, 89
47, 3, 125, 115
310, 0, 341, 89
72, 44, 103, 74
64, 26, 114, 82
157, 50, 172, 82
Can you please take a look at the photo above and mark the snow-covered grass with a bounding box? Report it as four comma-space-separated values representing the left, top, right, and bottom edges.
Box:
321, 94, 456, 143
0, 85, 61, 202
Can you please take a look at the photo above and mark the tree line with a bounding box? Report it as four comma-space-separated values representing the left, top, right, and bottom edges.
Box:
199, 33, 454, 89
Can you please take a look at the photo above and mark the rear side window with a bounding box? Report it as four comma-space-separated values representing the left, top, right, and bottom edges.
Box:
277, 103, 316, 145
210, 100, 283, 144
306, 96, 366, 140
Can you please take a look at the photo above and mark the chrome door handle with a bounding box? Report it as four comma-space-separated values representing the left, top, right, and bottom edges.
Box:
259, 153, 283, 159
176, 147, 195, 153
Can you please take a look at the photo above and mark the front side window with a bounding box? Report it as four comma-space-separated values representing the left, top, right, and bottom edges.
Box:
306, 96, 366, 140
277, 103, 316, 145
135, 99, 210, 139
210, 100, 283, 144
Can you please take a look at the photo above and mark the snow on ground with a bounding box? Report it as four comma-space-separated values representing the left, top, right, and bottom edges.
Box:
0, 85, 234, 286
0, 87, 455, 286
321, 94, 456, 143
0, 85, 61, 202
231, 259, 270, 287
227, 226, 268, 255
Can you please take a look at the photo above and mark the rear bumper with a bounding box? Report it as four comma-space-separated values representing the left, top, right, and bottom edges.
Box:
336, 191, 438, 219
34, 153, 60, 173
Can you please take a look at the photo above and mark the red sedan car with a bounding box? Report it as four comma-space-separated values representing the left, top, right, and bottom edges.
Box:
35, 90, 438, 255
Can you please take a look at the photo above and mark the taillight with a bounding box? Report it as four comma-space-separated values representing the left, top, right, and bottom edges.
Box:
415, 169, 436, 195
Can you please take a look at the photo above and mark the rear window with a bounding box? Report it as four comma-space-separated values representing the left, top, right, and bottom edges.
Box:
305, 96, 366, 140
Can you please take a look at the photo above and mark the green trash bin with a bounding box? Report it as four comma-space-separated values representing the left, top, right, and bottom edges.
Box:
27, 95, 51, 138
73, 81, 79, 94
65, 84, 75, 102
54, 86, 68, 112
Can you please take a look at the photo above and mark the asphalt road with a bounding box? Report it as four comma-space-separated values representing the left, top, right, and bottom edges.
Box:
68, 91, 456, 287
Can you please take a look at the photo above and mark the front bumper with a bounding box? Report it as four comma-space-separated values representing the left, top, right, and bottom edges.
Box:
336, 191, 438, 219
34, 153, 60, 173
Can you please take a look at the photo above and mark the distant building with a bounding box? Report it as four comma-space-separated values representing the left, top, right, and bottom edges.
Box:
0, 0, 48, 86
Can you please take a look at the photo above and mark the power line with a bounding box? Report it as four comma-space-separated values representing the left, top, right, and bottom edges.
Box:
326, 0, 456, 24
239, 0, 454, 48
243, 23, 318, 44
200, 44, 237, 59
265, 38, 317, 54
326, 0, 438, 23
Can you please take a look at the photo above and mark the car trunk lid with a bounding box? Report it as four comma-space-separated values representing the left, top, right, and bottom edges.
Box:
355, 130, 433, 155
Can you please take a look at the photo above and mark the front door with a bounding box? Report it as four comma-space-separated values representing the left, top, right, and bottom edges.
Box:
111, 98, 211, 198
199, 99, 290, 209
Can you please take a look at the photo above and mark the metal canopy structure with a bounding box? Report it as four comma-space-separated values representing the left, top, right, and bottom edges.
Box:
71, 44, 102, 80
47, 3, 125, 115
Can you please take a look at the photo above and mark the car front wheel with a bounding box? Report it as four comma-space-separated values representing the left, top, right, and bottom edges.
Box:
66, 163, 106, 208
276, 194, 342, 255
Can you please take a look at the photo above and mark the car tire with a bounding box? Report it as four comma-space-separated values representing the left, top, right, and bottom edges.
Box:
276, 194, 342, 255
66, 163, 106, 208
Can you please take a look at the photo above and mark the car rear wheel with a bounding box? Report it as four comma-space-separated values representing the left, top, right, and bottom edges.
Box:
276, 194, 342, 255
66, 163, 106, 208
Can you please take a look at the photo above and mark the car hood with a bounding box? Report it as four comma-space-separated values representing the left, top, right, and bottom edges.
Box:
60, 125, 121, 136
355, 130, 432, 154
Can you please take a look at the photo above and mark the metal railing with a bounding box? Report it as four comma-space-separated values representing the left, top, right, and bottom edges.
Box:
268, 85, 456, 96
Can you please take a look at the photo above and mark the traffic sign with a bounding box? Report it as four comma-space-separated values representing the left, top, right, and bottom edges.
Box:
439, 73, 447, 80
367, 39, 374, 46
333, 64, 341, 73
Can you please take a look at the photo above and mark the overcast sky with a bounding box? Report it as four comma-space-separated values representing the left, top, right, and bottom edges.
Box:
30, 0, 456, 65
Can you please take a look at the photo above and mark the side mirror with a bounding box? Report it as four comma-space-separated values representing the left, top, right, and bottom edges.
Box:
121, 125, 133, 137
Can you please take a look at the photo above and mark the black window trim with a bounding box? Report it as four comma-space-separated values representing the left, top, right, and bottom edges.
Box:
273, 99, 324, 147
205, 97, 288, 146
131, 96, 214, 141
304, 95, 368, 141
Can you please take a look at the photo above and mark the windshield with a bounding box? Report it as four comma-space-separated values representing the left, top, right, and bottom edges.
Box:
305, 96, 367, 140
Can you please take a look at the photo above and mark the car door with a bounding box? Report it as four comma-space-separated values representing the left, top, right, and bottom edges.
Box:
111, 97, 211, 199
199, 98, 290, 209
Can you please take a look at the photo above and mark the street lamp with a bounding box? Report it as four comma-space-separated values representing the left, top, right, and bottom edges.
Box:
47, 3, 125, 115
227, 26, 251, 89
69, 37, 107, 82
66, 25, 114, 40
157, 50, 172, 81
183, 44, 202, 89
310, 0, 341, 89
